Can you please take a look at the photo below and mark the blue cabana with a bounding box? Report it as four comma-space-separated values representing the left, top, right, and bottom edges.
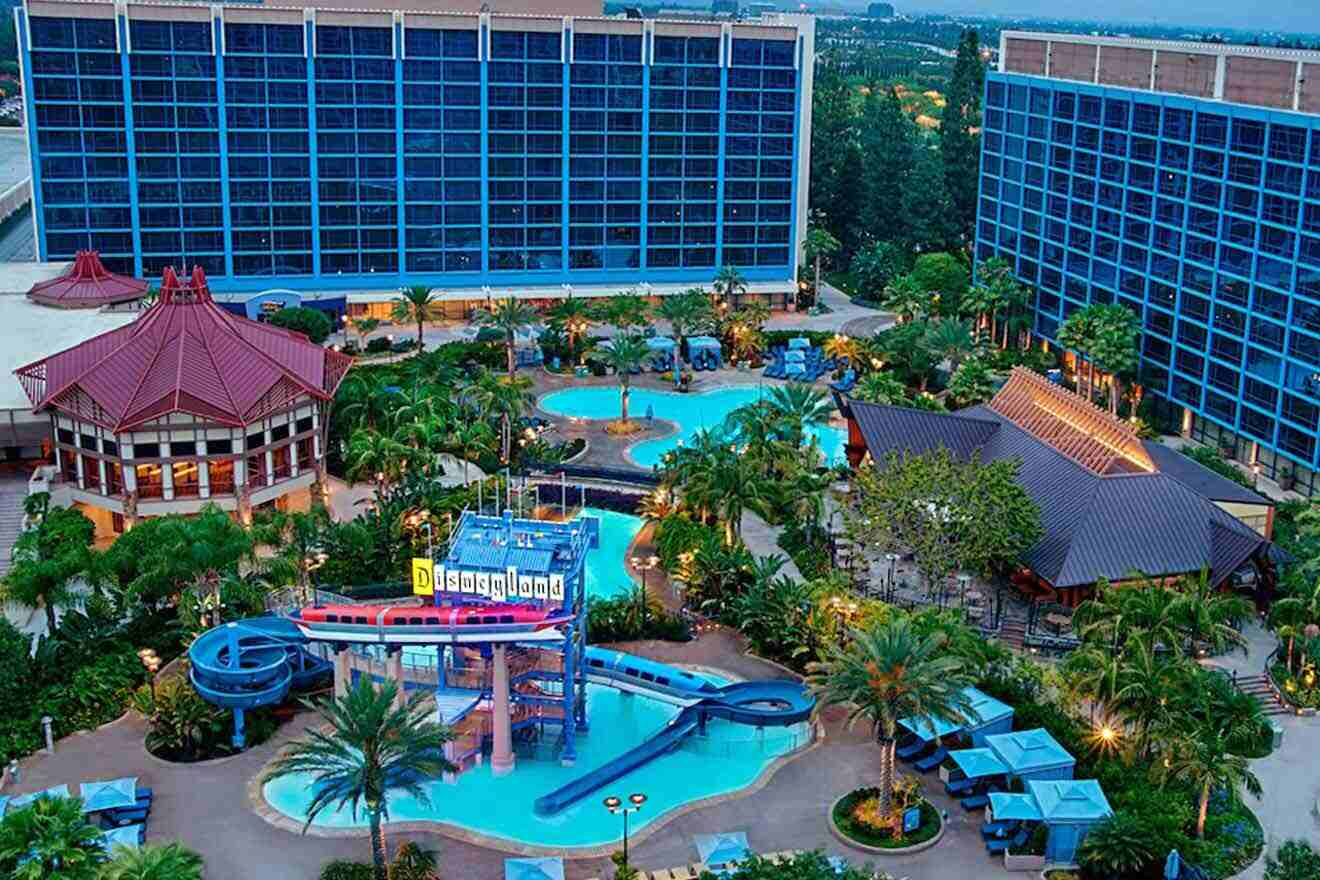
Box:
9, 785, 70, 810
646, 336, 677, 372
80, 777, 139, 813
99, 824, 143, 853
987, 792, 1043, 822
899, 686, 1014, 745
949, 748, 1010, 779
788, 336, 810, 350
695, 831, 751, 866
504, 857, 564, 880
985, 728, 1076, 781
1029, 780, 1112, 863
688, 336, 723, 371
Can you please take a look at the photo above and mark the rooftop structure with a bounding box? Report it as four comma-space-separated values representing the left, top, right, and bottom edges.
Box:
838, 370, 1277, 602
15, 265, 352, 535
27, 250, 147, 309
440, 509, 602, 606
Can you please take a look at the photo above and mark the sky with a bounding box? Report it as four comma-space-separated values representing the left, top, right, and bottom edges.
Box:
909, 0, 1319, 34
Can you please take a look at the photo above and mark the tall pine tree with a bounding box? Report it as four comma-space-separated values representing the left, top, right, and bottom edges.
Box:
902, 144, 958, 253
857, 86, 914, 244
809, 60, 863, 254
940, 29, 985, 243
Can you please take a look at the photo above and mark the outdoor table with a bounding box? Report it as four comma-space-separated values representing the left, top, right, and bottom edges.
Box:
1044, 612, 1071, 632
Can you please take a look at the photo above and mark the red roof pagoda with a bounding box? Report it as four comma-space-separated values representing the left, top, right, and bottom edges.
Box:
15, 266, 353, 432
27, 251, 149, 309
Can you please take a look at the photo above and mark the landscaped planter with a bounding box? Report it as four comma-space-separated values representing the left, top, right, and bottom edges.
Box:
1004, 853, 1045, 872
828, 790, 945, 856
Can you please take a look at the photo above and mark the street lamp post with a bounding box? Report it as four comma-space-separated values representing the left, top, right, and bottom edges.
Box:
885, 553, 899, 603
603, 793, 647, 866
630, 556, 659, 633
137, 649, 161, 703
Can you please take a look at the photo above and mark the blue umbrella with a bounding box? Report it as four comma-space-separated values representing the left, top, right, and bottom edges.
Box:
99, 824, 142, 853
9, 785, 70, 810
504, 857, 564, 880
1164, 849, 1182, 880
695, 831, 751, 867
80, 777, 139, 813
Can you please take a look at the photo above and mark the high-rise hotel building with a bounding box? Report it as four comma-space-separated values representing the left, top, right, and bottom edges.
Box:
15, 0, 814, 304
976, 33, 1320, 496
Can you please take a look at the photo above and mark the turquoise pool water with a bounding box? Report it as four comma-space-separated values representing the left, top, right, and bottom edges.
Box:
539, 385, 845, 469
582, 507, 642, 600
262, 680, 809, 848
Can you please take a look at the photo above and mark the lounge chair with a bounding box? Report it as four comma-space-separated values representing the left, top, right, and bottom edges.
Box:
985, 827, 1029, 855
961, 793, 991, 811
895, 739, 927, 761
945, 777, 976, 796
981, 820, 1015, 839
914, 747, 948, 772
667, 867, 699, 880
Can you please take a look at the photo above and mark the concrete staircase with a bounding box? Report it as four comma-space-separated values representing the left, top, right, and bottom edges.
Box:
0, 478, 26, 580
998, 615, 1028, 649
1234, 673, 1289, 717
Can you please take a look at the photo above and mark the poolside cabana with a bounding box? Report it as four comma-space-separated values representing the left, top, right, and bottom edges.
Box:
949, 748, 1010, 780
899, 686, 1014, 746
80, 777, 139, 813
646, 336, 677, 372
504, 856, 564, 880
788, 336, 810, 350
985, 728, 1076, 781
987, 791, 1043, 822
1029, 780, 1113, 863
688, 336, 723, 371
9, 785, 71, 810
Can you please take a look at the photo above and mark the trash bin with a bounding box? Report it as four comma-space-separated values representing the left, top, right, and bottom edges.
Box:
1270, 720, 1284, 750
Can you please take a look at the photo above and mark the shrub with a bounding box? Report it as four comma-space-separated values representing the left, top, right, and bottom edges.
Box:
1181, 444, 1253, 489
1265, 840, 1320, 880
267, 307, 333, 344
1078, 812, 1163, 879
319, 860, 374, 880
587, 590, 690, 644
365, 336, 393, 354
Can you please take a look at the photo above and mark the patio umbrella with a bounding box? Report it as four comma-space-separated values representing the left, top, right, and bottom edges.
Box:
80, 777, 139, 813
695, 831, 751, 866
1164, 850, 1182, 880
99, 824, 141, 853
9, 785, 70, 810
504, 857, 564, 880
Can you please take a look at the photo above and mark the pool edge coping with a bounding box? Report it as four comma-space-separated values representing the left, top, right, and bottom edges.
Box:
247, 675, 827, 860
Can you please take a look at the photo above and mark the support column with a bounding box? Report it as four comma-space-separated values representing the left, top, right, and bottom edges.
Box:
334, 648, 351, 698
197, 440, 211, 498
387, 648, 406, 711
560, 624, 577, 766
490, 644, 515, 776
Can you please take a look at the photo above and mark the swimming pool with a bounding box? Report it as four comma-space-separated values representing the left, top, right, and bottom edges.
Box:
262, 680, 810, 849
539, 385, 845, 469
582, 507, 642, 600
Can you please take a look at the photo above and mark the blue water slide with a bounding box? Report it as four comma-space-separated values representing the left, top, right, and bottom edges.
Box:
189, 617, 332, 746
534, 655, 815, 815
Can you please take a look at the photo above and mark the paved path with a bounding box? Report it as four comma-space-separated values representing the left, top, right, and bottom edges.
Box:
6, 628, 1015, 880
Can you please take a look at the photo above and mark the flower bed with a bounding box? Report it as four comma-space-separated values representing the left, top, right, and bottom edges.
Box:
1269, 661, 1320, 713
829, 788, 942, 852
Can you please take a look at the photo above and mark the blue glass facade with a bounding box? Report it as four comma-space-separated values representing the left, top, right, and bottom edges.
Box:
19, 9, 807, 292
976, 72, 1320, 494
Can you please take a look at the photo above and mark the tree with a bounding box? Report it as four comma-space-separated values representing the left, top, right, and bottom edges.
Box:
851, 241, 914, 302
391, 285, 439, 352
466, 370, 534, 462
852, 371, 909, 405
656, 289, 714, 384
909, 252, 970, 316
592, 292, 652, 335
921, 317, 976, 371
1170, 568, 1252, 656
1265, 840, 1320, 880
345, 429, 416, 486
764, 383, 834, 449
807, 619, 974, 821
267, 307, 333, 345
2, 506, 95, 633
592, 335, 651, 425
941, 28, 985, 239
445, 420, 496, 484
802, 224, 841, 305
350, 317, 382, 350
881, 274, 929, 324
1077, 812, 1162, 879
545, 297, 593, 364
1088, 303, 1142, 415
474, 298, 539, 376
808, 63, 862, 253
873, 321, 938, 390
265, 680, 455, 880
1272, 577, 1320, 673
1058, 305, 1102, 403
712, 265, 748, 304
857, 88, 914, 242
0, 795, 104, 880
901, 146, 958, 254
1158, 718, 1262, 838
946, 357, 997, 407
98, 842, 205, 880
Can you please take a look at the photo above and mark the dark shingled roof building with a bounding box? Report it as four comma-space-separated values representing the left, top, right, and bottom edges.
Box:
837, 368, 1277, 606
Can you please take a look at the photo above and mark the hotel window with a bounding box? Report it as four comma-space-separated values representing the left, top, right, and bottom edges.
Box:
136, 464, 164, 498
172, 460, 200, 496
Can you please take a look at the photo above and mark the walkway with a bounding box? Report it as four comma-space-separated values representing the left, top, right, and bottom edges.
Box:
5, 628, 1014, 880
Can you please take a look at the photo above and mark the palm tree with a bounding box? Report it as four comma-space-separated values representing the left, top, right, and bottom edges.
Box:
1171, 568, 1251, 656
656, 290, 714, 383
0, 795, 105, 880
946, 357, 997, 407
446, 421, 496, 484
345, 429, 415, 486
881, 275, 928, 323
546, 297, 594, 363
350, 317, 382, 350
466, 370, 535, 462
2, 506, 95, 634
265, 680, 455, 880
1063, 643, 1125, 719
1271, 577, 1320, 672
802, 225, 841, 306
1078, 813, 1162, 879
1158, 720, 1262, 838
1113, 639, 1189, 757
712, 264, 747, 305
921, 317, 976, 371
475, 298, 539, 376
823, 334, 862, 366
391, 285, 439, 352
852, 371, 909, 405
592, 335, 651, 425
592, 292, 652, 335
699, 454, 764, 545
1058, 306, 1100, 403
808, 619, 974, 820
99, 842, 204, 880
764, 383, 834, 448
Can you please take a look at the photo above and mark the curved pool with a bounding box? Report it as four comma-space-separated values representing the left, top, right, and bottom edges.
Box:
583, 507, 643, 600
540, 384, 845, 468
262, 679, 810, 849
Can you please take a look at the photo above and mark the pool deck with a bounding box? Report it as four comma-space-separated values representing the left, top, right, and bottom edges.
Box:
5, 627, 1018, 880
